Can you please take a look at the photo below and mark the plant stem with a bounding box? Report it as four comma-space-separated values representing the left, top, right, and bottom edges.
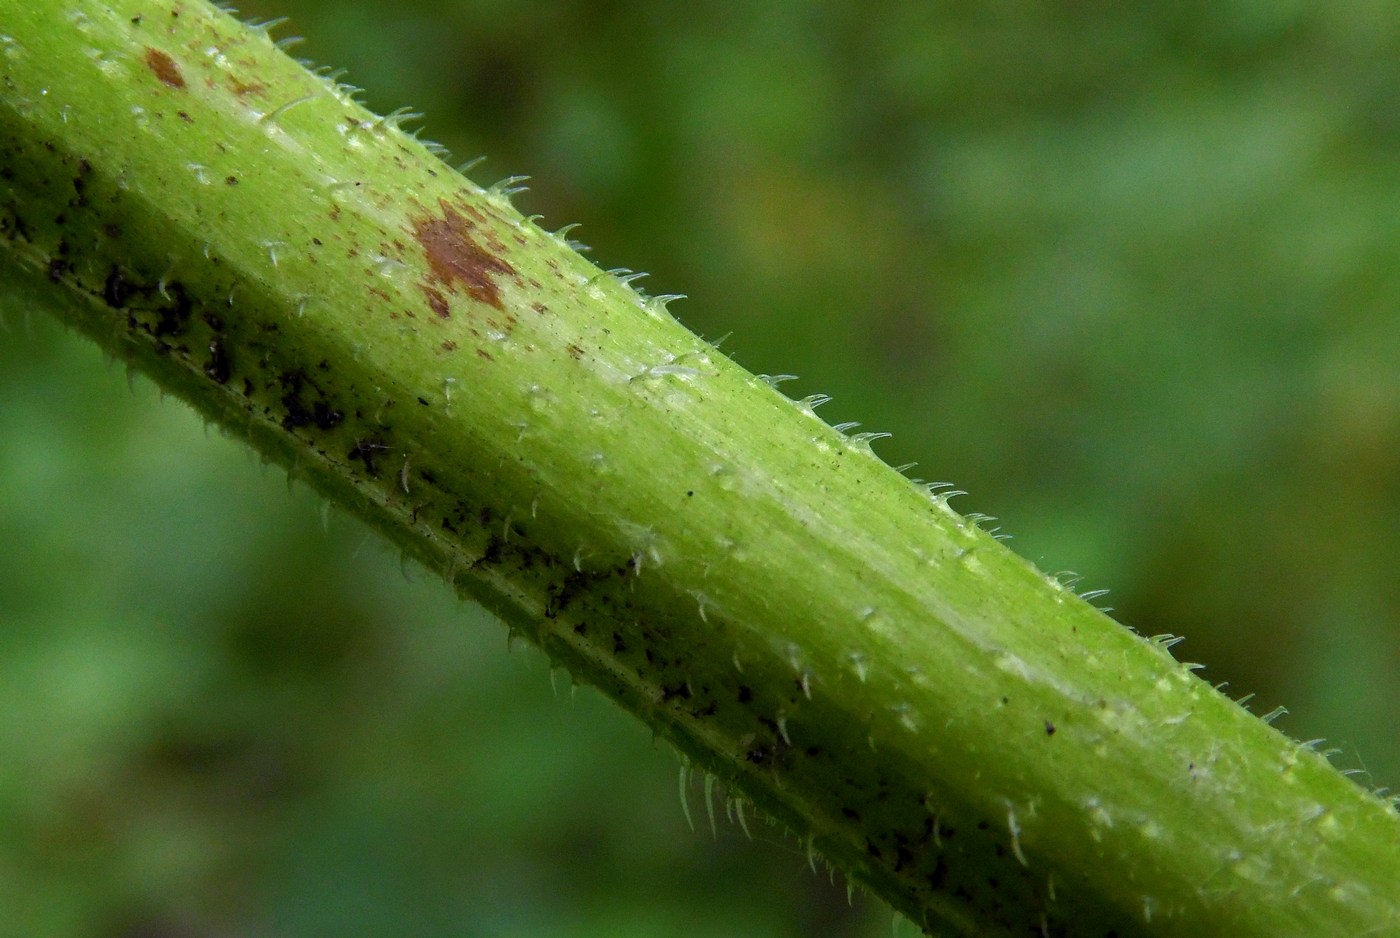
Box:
2, 2, 1397, 933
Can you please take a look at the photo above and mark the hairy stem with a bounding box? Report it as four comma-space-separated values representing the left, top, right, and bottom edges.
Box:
2, 2, 1397, 934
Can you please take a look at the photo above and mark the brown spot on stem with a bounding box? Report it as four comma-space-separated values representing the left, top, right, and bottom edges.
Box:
144, 48, 185, 89
424, 287, 450, 319
228, 77, 268, 98
411, 198, 516, 312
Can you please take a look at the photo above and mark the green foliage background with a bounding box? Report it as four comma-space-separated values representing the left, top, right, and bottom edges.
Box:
3, 2, 1399, 935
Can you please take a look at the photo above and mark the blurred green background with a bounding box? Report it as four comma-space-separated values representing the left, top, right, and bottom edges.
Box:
4, 1, 1400, 935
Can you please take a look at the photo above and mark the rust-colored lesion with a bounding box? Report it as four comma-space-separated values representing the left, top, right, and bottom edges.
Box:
227, 77, 268, 99
423, 287, 450, 319
410, 198, 516, 316
143, 48, 186, 89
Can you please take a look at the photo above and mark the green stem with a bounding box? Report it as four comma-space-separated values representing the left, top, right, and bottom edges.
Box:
1, 2, 1396, 933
